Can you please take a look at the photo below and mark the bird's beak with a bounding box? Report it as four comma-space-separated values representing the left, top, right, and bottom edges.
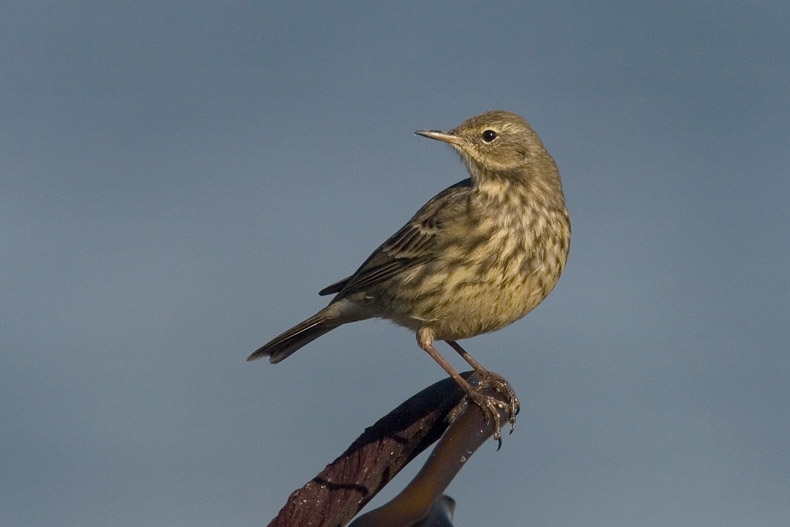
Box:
415, 129, 463, 146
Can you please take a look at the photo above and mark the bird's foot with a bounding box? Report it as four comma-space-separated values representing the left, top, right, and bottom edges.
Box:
454, 371, 520, 445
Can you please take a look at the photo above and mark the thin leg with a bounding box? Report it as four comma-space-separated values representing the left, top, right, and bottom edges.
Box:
421, 342, 477, 396
418, 335, 519, 441
446, 340, 486, 372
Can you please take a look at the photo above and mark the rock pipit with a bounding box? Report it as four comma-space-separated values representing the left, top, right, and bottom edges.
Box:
248, 110, 570, 437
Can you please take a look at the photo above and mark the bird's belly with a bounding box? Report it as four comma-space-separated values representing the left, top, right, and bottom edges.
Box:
429, 278, 549, 340
379, 266, 556, 341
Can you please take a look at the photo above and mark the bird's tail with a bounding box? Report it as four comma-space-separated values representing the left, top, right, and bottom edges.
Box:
247, 310, 340, 363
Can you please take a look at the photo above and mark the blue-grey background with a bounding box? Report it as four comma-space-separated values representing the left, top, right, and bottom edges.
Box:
3, 2, 788, 526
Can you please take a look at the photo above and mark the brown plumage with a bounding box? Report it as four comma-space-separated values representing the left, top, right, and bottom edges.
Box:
249, 110, 570, 436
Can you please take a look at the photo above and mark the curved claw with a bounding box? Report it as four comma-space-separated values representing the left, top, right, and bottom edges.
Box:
464, 372, 520, 443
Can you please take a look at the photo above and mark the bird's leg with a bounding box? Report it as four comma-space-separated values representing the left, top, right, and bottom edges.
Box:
446, 339, 486, 372
420, 341, 508, 441
418, 340, 477, 395
417, 330, 517, 441
446, 340, 520, 431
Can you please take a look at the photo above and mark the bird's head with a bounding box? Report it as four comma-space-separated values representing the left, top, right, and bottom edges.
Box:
416, 110, 551, 176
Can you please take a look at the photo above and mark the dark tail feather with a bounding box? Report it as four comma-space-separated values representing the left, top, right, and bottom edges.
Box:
247, 311, 339, 363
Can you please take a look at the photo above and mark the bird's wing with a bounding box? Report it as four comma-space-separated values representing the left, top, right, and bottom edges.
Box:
319, 179, 473, 297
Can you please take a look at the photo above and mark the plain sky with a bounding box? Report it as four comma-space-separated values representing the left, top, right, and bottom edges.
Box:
2, 2, 789, 526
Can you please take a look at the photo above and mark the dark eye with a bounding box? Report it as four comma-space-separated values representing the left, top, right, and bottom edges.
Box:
481, 130, 498, 143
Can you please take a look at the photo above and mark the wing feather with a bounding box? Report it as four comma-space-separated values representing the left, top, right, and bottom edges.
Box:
319, 179, 473, 297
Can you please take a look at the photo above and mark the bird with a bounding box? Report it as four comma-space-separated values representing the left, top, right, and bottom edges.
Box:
248, 110, 570, 435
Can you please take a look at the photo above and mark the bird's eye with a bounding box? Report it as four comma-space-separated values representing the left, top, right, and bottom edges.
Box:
481, 130, 498, 143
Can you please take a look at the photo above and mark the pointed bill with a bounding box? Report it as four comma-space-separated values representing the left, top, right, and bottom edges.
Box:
415, 129, 463, 146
